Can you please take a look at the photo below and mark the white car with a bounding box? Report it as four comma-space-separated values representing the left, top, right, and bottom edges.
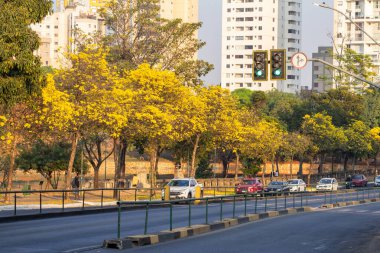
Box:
375, 176, 380, 187
287, 179, 306, 192
161, 178, 203, 200
316, 178, 338, 191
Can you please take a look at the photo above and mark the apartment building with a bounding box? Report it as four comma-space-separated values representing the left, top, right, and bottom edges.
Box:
312, 46, 334, 93
334, 0, 380, 83
221, 0, 302, 93
41, 0, 198, 68
31, 5, 105, 68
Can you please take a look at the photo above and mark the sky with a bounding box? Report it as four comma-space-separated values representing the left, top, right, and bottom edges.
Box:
198, 0, 334, 87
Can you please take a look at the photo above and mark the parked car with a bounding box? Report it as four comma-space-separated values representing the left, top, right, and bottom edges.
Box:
351, 174, 368, 187
375, 176, 380, 187
316, 178, 338, 192
236, 178, 263, 194
287, 179, 306, 192
161, 178, 203, 200
264, 181, 289, 194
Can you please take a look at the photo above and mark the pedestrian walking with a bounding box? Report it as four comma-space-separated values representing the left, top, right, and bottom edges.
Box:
72, 173, 80, 199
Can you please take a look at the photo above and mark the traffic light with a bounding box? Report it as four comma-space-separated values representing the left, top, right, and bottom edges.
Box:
252, 50, 268, 81
270, 49, 286, 80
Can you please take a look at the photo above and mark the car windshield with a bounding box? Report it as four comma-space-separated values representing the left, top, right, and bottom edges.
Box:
168, 180, 189, 187
269, 181, 285, 186
376, 176, 380, 180
242, 180, 257, 185
352, 175, 362, 180
319, 179, 332, 184
288, 180, 298, 184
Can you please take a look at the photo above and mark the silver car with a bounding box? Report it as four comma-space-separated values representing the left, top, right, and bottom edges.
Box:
316, 178, 338, 191
375, 176, 380, 187
287, 179, 306, 192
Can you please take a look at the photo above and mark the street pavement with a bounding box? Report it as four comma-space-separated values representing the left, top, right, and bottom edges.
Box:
93, 201, 380, 253
0, 189, 379, 252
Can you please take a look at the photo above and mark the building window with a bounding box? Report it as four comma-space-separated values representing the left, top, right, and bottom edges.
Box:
236, 8, 244, 12
245, 45, 253, 49
235, 55, 244, 59
236, 17, 244, 22
236, 36, 244, 40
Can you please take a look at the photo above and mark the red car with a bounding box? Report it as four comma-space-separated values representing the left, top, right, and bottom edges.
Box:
236, 178, 263, 194
351, 174, 368, 187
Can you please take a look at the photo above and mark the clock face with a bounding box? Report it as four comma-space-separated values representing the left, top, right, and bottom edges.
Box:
291, 52, 308, 69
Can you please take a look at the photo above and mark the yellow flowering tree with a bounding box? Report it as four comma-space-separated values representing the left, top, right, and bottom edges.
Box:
125, 64, 195, 186
42, 45, 120, 190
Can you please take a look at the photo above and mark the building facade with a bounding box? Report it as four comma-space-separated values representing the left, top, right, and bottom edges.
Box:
333, 0, 380, 83
312, 46, 334, 93
39, 0, 199, 68
221, 0, 302, 93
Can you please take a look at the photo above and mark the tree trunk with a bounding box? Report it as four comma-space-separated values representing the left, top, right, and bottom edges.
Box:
271, 156, 275, 180
298, 158, 304, 176
66, 131, 80, 199
343, 153, 349, 175
93, 165, 101, 189
190, 134, 201, 178
235, 152, 239, 179
275, 156, 280, 176
352, 154, 356, 172
222, 158, 228, 178
290, 156, 294, 178
318, 154, 325, 175
4, 137, 18, 203
149, 145, 158, 188
262, 162, 266, 186
375, 152, 378, 176
119, 138, 128, 180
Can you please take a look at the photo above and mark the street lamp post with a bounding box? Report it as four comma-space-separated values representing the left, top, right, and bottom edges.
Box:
314, 2, 380, 47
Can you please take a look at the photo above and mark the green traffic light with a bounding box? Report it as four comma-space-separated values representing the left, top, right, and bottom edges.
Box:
255, 69, 263, 77
273, 69, 282, 76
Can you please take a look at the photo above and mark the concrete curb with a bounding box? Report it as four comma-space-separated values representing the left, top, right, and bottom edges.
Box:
320, 198, 380, 209
103, 207, 313, 250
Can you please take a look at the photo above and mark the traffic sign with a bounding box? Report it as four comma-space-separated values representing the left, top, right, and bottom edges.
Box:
291, 52, 308, 69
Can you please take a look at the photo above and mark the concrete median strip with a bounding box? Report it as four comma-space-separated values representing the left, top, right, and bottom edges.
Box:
103, 207, 313, 250
320, 198, 380, 209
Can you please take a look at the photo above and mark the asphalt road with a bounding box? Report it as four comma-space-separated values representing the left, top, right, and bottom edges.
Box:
0, 189, 379, 253
95, 201, 380, 253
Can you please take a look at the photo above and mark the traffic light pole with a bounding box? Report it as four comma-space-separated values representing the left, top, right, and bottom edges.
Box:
309, 58, 380, 89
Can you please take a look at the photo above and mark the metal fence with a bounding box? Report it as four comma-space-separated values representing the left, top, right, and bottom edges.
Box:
0, 186, 238, 217
115, 187, 380, 239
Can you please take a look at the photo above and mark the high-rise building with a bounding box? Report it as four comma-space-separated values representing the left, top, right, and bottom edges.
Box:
333, 0, 380, 84
221, 0, 302, 93
31, 5, 105, 68
312, 46, 334, 93
57, 0, 198, 23
38, 0, 199, 68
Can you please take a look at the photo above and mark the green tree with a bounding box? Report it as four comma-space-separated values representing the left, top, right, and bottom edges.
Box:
0, 0, 52, 107
362, 89, 380, 128
302, 113, 347, 174
310, 87, 364, 127
100, 0, 212, 86
16, 140, 88, 189
231, 88, 253, 108
332, 47, 376, 88
344, 121, 373, 172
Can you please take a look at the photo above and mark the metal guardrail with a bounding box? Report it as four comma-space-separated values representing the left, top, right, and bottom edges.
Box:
0, 186, 237, 217
115, 188, 380, 239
